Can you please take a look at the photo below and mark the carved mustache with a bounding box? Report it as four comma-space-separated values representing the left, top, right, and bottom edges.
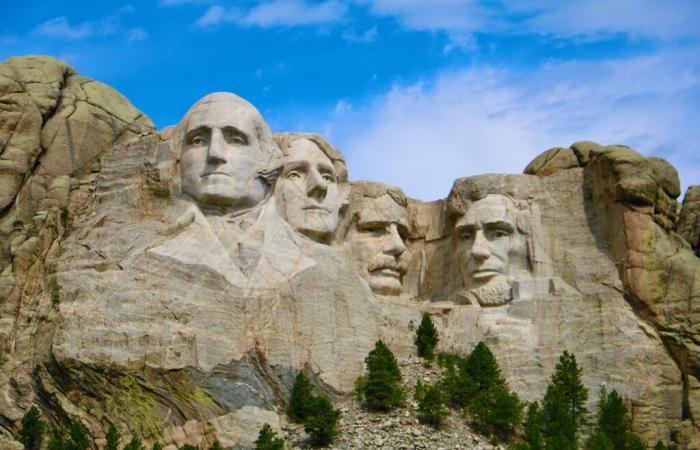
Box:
368, 255, 408, 275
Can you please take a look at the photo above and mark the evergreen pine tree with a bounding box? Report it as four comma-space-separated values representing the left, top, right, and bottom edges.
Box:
105, 424, 120, 450
363, 340, 404, 411
122, 436, 144, 450
47, 429, 66, 450
255, 423, 284, 450
542, 351, 588, 450
208, 440, 223, 450
597, 387, 630, 450
19, 405, 44, 450
653, 442, 668, 450
288, 372, 313, 422
415, 313, 439, 361
66, 420, 91, 450
460, 342, 522, 436
416, 382, 448, 428
585, 431, 614, 450
625, 435, 647, 450
151, 443, 163, 450
303, 395, 341, 447
523, 402, 544, 450
178, 445, 200, 450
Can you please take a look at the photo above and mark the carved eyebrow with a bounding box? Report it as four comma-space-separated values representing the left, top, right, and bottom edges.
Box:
221, 126, 249, 144
483, 220, 515, 232
184, 126, 210, 142
357, 219, 390, 229
455, 222, 478, 233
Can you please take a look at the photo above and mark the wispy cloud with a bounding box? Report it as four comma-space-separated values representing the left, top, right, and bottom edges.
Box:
357, 0, 700, 42
33, 16, 111, 40
31, 9, 147, 42
321, 47, 700, 200
342, 25, 378, 43
126, 27, 149, 42
194, 0, 347, 28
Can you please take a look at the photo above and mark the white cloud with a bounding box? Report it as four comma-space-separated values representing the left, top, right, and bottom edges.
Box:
33, 17, 100, 40
320, 47, 700, 200
357, 0, 700, 41
194, 0, 347, 28
126, 27, 149, 42
342, 25, 378, 43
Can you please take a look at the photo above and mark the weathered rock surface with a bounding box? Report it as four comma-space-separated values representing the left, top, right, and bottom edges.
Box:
0, 55, 698, 449
679, 185, 700, 256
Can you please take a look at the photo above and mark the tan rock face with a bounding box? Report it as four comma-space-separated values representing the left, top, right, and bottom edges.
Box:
679, 185, 700, 256
1, 56, 698, 448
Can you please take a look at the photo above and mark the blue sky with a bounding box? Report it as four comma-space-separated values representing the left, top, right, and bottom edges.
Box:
1, 0, 699, 200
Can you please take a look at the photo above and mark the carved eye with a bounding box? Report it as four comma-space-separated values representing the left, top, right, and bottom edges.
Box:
321, 173, 335, 183
364, 224, 387, 234
286, 171, 302, 180
232, 135, 246, 144
462, 232, 473, 241
192, 136, 207, 146
492, 229, 510, 239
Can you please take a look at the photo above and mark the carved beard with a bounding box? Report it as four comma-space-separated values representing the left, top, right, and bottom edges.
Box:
464, 276, 512, 307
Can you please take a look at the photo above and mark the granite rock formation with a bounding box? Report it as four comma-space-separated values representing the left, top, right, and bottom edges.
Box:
1, 55, 699, 449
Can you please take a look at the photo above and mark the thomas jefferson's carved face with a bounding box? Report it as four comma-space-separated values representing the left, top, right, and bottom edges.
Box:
275, 139, 342, 243
345, 194, 408, 296
180, 94, 271, 211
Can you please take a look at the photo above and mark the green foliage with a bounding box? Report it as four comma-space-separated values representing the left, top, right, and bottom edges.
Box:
208, 440, 223, 450
585, 432, 615, 450
415, 313, 439, 361
523, 402, 544, 450
255, 423, 284, 450
61, 207, 70, 225
47, 429, 66, 450
105, 424, 120, 450
66, 420, 91, 450
303, 395, 341, 447
151, 443, 163, 450
653, 442, 668, 450
288, 372, 313, 422
179, 445, 200, 450
625, 434, 647, 450
597, 387, 630, 450
414, 379, 425, 401
437, 351, 460, 369
542, 351, 588, 450
362, 340, 404, 411
51, 276, 61, 305
460, 342, 522, 436
123, 436, 144, 450
354, 376, 367, 402
20, 406, 45, 450
416, 382, 448, 428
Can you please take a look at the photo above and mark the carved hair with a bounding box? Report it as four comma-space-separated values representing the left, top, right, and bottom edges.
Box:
350, 181, 408, 207
273, 132, 348, 184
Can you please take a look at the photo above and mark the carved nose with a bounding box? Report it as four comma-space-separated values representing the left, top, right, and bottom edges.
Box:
385, 223, 406, 257
470, 230, 491, 259
306, 169, 327, 201
207, 130, 227, 165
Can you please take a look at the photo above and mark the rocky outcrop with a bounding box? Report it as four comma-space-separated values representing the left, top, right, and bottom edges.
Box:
0, 55, 153, 441
0, 56, 698, 449
679, 185, 700, 256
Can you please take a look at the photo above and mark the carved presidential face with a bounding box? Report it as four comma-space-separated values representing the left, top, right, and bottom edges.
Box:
179, 94, 272, 212
345, 194, 408, 296
455, 194, 523, 305
275, 138, 342, 243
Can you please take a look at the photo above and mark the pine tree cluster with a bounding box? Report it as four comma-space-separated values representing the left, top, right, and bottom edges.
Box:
286, 371, 341, 446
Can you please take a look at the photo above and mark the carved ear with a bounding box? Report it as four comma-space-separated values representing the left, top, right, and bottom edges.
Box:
258, 165, 282, 186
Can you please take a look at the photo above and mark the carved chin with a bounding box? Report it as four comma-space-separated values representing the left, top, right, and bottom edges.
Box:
467, 275, 512, 306
368, 272, 403, 296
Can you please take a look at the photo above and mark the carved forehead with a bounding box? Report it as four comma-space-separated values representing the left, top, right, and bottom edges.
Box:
286, 139, 334, 169
457, 194, 516, 228
182, 93, 265, 133
355, 194, 408, 227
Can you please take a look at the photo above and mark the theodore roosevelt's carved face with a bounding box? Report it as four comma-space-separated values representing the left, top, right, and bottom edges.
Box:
179, 93, 275, 212
345, 191, 408, 296
455, 194, 523, 306
275, 138, 343, 243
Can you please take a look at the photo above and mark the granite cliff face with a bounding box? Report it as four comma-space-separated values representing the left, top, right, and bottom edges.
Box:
0, 56, 699, 449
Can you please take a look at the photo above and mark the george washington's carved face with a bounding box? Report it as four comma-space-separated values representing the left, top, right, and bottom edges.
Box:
179, 93, 275, 212
455, 194, 523, 306
345, 194, 408, 296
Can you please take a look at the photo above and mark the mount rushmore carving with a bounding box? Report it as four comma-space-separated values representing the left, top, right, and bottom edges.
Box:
1, 56, 699, 449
